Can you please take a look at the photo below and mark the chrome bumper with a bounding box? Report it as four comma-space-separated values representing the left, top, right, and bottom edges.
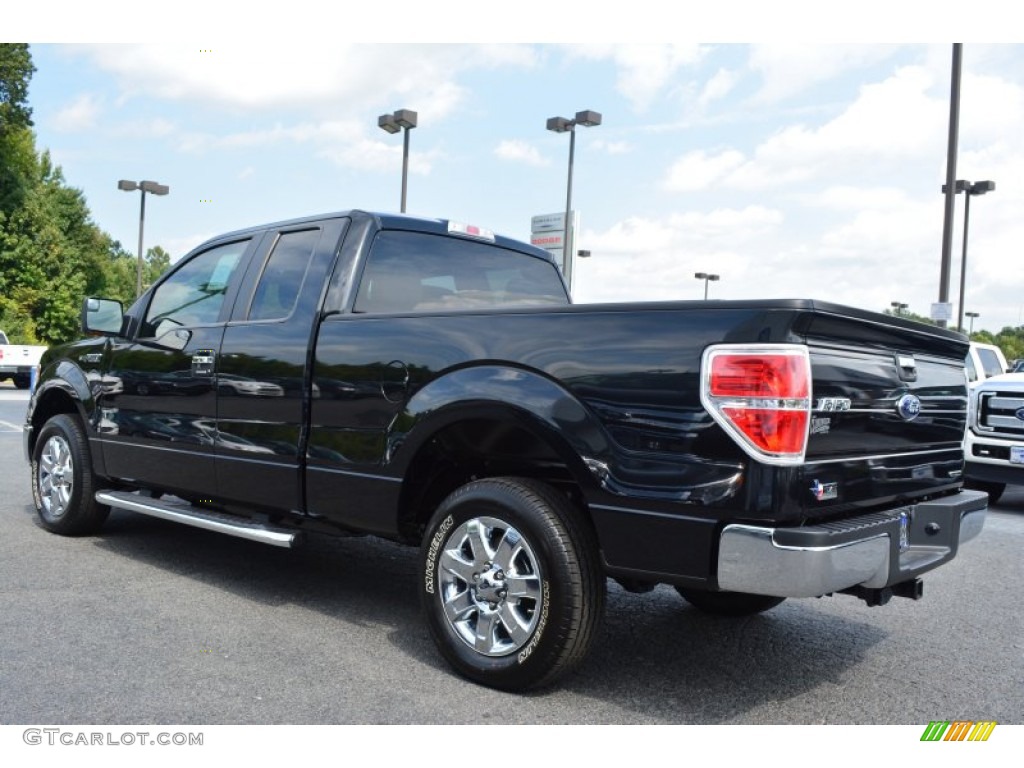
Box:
717, 489, 988, 598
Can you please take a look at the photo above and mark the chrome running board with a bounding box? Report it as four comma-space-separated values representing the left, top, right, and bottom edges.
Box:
95, 490, 301, 548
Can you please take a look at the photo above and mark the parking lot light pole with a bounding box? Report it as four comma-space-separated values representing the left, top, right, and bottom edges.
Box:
965, 311, 980, 335
547, 110, 601, 289
695, 272, 719, 300
118, 179, 170, 299
943, 179, 995, 332
378, 109, 417, 213
891, 301, 908, 316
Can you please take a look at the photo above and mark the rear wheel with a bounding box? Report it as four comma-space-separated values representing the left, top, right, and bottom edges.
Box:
965, 478, 1005, 506
13, 374, 30, 389
675, 587, 785, 616
420, 477, 604, 691
31, 414, 109, 535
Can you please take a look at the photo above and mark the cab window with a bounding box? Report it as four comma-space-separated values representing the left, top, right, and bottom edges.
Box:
142, 240, 248, 336
354, 231, 567, 314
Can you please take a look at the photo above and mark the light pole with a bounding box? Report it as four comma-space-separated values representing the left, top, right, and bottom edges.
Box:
118, 179, 169, 299
943, 179, 995, 332
378, 109, 417, 213
546, 109, 601, 290
965, 311, 980, 335
696, 272, 720, 299
891, 301, 908, 316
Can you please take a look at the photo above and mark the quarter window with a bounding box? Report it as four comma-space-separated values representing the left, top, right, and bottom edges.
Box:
249, 229, 321, 321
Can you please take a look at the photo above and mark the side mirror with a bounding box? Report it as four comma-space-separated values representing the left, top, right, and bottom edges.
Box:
82, 297, 125, 336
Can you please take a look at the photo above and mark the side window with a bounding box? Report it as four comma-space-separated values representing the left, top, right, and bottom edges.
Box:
248, 229, 320, 321
978, 348, 1003, 378
143, 240, 248, 336
353, 231, 567, 314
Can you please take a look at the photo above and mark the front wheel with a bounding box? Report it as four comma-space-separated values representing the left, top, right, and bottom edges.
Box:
31, 414, 109, 535
675, 587, 785, 616
420, 478, 604, 691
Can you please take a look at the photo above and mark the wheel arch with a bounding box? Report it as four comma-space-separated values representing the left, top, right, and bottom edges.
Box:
27, 361, 95, 459
387, 365, 612, 544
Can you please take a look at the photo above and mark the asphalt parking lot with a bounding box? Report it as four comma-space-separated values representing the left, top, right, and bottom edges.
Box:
1, 384, 1021, 725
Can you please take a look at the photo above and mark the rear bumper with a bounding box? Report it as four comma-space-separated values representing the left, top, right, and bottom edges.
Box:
717, 489, 988, 598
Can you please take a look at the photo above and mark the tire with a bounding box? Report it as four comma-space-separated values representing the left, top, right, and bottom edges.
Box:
31, 414, 109, 536
13, 374, 30, 390
420, 477, 604, 691
965, 478, 1005, 506
675, 587, 785, 616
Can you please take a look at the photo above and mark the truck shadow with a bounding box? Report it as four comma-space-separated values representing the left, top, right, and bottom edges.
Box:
87, 509, 888, 724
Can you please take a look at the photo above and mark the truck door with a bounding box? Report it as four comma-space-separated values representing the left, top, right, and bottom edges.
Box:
215, 218, 349, 516
99, 237, 256, 497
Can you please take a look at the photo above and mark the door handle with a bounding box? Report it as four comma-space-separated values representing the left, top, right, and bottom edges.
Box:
191, 350, 217, 376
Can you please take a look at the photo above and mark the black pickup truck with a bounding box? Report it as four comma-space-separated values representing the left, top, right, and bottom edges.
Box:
25, 210, 987, 690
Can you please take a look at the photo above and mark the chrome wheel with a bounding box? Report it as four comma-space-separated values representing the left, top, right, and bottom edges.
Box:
437, 515, 544, 657
421, 478, 603, 690
38, 434, 74, 519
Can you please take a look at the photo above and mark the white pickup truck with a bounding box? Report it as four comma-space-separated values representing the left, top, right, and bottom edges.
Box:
965, 372, 1024, 504
0, 330, 47, 389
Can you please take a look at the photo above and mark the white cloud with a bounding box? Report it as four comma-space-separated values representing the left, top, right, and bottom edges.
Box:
565, 44, 708, 111
715, 65, 949, 191
589, 139, 633, 155
72, 44, 533, 119
494, 139, 549, 167
663, 149, 745, 191
52, 93, 101, 132
574, 206, 784, 303
748, 44, 899, 104
319, 139, 438, 175
699, 68, 739, 106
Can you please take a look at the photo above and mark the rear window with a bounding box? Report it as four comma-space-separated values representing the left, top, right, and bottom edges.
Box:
354, 231, 567, 314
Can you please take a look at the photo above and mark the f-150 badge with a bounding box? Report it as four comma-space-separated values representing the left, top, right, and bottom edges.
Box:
815, 397, 851, 411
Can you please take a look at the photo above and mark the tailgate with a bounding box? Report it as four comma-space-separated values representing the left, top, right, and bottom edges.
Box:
798, 307, 969, 516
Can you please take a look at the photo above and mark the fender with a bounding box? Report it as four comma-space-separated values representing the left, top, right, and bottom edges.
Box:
25, 358, 98, 462
386, 364, 613, 488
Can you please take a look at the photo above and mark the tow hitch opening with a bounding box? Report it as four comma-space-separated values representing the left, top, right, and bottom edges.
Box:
841, 578, 924, 607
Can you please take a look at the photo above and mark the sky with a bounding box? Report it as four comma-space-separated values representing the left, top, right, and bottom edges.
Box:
10, 6, 1024, 334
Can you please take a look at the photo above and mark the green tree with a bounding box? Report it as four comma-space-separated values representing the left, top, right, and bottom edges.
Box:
882, 307, 937, 326
145, 244, 172, 289
0, 43, 34, 133
1, 44, 36, 218
0, 45, 174, 346
0, 149, 121, 344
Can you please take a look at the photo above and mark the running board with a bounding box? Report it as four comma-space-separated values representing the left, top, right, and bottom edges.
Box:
95, 491, 301, 548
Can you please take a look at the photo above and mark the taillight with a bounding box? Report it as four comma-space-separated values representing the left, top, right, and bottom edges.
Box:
700, 345, 811, 464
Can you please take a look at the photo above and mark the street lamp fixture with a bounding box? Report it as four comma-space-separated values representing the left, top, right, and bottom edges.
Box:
546, 109, 602, 290
965, 311, 980, 335
695, 272, 720, 300
890, 301, 908, 316
942, 179, 995, 332
378, 108, 418, 213
118, 179, 170, 299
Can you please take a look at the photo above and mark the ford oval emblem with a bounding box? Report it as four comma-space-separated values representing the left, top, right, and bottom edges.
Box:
1016, 407, 1024, 422
896, 393, 922, 421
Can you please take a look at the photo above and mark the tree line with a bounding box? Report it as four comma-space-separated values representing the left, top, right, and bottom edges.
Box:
1, 44, 169, 346
883, 308, 1024, 364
